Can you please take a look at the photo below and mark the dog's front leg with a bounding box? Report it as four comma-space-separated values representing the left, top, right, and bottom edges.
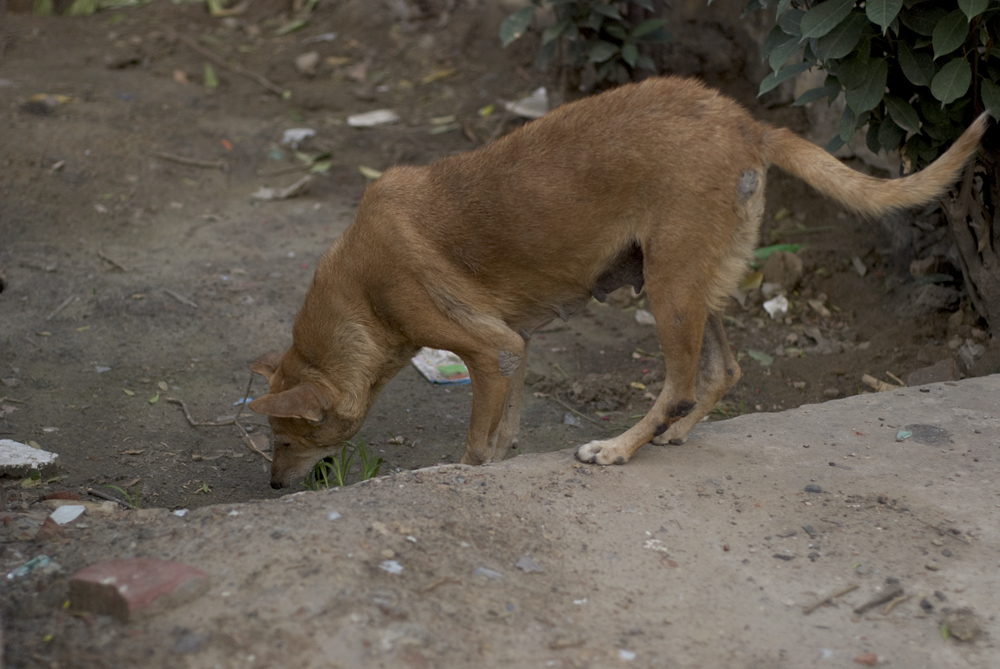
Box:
491, 338, 530, 462
460, 342, 526, 465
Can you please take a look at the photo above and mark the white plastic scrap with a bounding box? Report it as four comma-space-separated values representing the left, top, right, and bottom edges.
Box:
503, 87, 548, 119
347, 110, 400, 127
379, 560, 403, 575
49, 505, 86, 525
281, 128, 316, 148
634, 309, 656, 326
763, 295, 789, 320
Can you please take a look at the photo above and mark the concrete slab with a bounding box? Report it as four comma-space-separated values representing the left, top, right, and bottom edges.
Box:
3, 375, 998, 667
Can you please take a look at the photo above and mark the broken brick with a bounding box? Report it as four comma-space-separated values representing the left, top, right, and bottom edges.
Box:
69, 558, 208, 622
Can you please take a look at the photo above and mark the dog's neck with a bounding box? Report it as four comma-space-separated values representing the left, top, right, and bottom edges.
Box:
290, 251, 415, 420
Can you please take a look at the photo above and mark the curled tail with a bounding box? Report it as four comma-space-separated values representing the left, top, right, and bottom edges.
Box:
761, 113, 989, 217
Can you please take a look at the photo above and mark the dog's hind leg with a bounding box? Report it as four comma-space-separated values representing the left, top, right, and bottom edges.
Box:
577, 284, 706, 465
652, 311, 740, 445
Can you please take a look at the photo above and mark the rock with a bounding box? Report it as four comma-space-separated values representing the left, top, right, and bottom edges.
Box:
905, 359, 960, 386
473, 566, 503, 580
69, 559, 209, 622
853, 653, 878, 665
969, 336, 1000, 377
906, 284, 961, 316
958, 340, 986, 370
515, 556, 542, 573
943, 608, 980, 641
294, 51, 320, 76
761, 251, 803, 291
0, 439, 59, 479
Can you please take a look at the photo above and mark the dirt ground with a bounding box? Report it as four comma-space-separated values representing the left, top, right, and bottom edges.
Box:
1, 0, 1000, 666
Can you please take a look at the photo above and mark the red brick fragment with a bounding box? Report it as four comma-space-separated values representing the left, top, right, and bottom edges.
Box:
69, 558, 209, 622
853, 653, 878, 666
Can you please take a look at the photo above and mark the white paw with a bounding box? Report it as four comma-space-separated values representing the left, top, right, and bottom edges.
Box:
575, 440, 629, 465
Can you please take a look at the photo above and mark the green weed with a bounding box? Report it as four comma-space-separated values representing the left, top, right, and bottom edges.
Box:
305, 438, 383, 490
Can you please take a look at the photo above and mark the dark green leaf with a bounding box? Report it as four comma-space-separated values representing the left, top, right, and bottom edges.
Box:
845, 59, 887, 114
981, 78, 1000, 120
897, 42, 935, 87
742, 0, 765, 19
866, 117, 882, 153
920, 98, 949, 125
762, 24, 791, 57
778, 8, 805, 36
588, 40, 620, 63
583, 11, 604, 31
622, 42, 639, 67
817, 11, 870, 61
839, 104, 858, 142
800, 0, 855, 40
775, 0, 792, 18
535, 39, 558, 69
605, 22, 627, 40
631, 0, 655, 10
637, 53, 657, 71
591, 3, 622, 20
958, 0, 989, 21
825, 133, 846, 152
866, 0, 903, 34
758, 60, 814, 96
878, 117, 906, 150
900, 6, 949, 36
837, 47, 872, 90
500, 6, 536, 48
769, 32, 804, 72
793, 84, 842, 106
932, 10, 971, 60
542, 19, 571, 45
930, 57, 972, 104
884, 95, 921, 133
631, 18, 667, 39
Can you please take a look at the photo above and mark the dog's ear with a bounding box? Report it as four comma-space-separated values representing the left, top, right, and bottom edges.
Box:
250, 352, 283, 382
248, 383, 329, 422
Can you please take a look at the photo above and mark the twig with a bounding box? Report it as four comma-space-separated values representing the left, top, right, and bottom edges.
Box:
150, 151, 228, 171
24, 336, 41, 351
166, 397, 231, 427
86, 487, 131, 508
419, 576, 460, 593
166, 397, 271, 462
914, 517, 972, 544
803, 583, 858, 615
885, 371, 906, 387
164, 289, 198, 308
45, 295, 75, 321
0, 396, 26, 404
853, 583, 904, 615
536, 393, 606, 429
97, 250, 130, 272
883, 594, 910, 615
169, 29, 286, 96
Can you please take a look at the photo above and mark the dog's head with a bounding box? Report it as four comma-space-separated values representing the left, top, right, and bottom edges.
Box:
248, 351, 367, 489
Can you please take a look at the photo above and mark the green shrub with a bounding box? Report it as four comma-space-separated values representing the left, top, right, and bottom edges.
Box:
752, 0, 998, 166
500, 1, 672, 87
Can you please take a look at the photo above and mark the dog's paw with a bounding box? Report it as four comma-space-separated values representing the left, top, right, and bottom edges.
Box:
576, 440, 629, 466
651, 433, 688, 446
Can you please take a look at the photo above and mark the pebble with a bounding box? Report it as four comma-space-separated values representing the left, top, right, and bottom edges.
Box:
804, 484, 822, 494
474, 566, 503, 580
515, 556, 542, 573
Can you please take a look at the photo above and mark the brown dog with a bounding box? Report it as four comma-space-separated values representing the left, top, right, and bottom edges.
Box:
250, 76, 986, 489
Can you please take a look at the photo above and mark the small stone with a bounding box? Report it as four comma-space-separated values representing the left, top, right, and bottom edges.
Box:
853, 653, 878, 665
941, 549, 953, 558
69, 559, 209, 622
804, 484, 822, 494
515, 556, 542, 573
473, 566, 503, 580
920, 598, 934, 612
294, 51, 320, 76
944, 608, 980, 641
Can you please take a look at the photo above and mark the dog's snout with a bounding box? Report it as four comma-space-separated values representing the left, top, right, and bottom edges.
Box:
270, 480, 284, 490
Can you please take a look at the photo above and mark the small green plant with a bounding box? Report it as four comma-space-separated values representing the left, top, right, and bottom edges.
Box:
501, 1, 671, 88
104, 482, 141, 509
305, 438, 383, 490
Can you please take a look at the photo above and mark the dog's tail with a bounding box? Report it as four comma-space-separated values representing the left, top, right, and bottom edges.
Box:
761, 112, 989, 217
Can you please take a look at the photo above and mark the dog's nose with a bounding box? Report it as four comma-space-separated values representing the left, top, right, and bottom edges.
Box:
270, 480, 283, 490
